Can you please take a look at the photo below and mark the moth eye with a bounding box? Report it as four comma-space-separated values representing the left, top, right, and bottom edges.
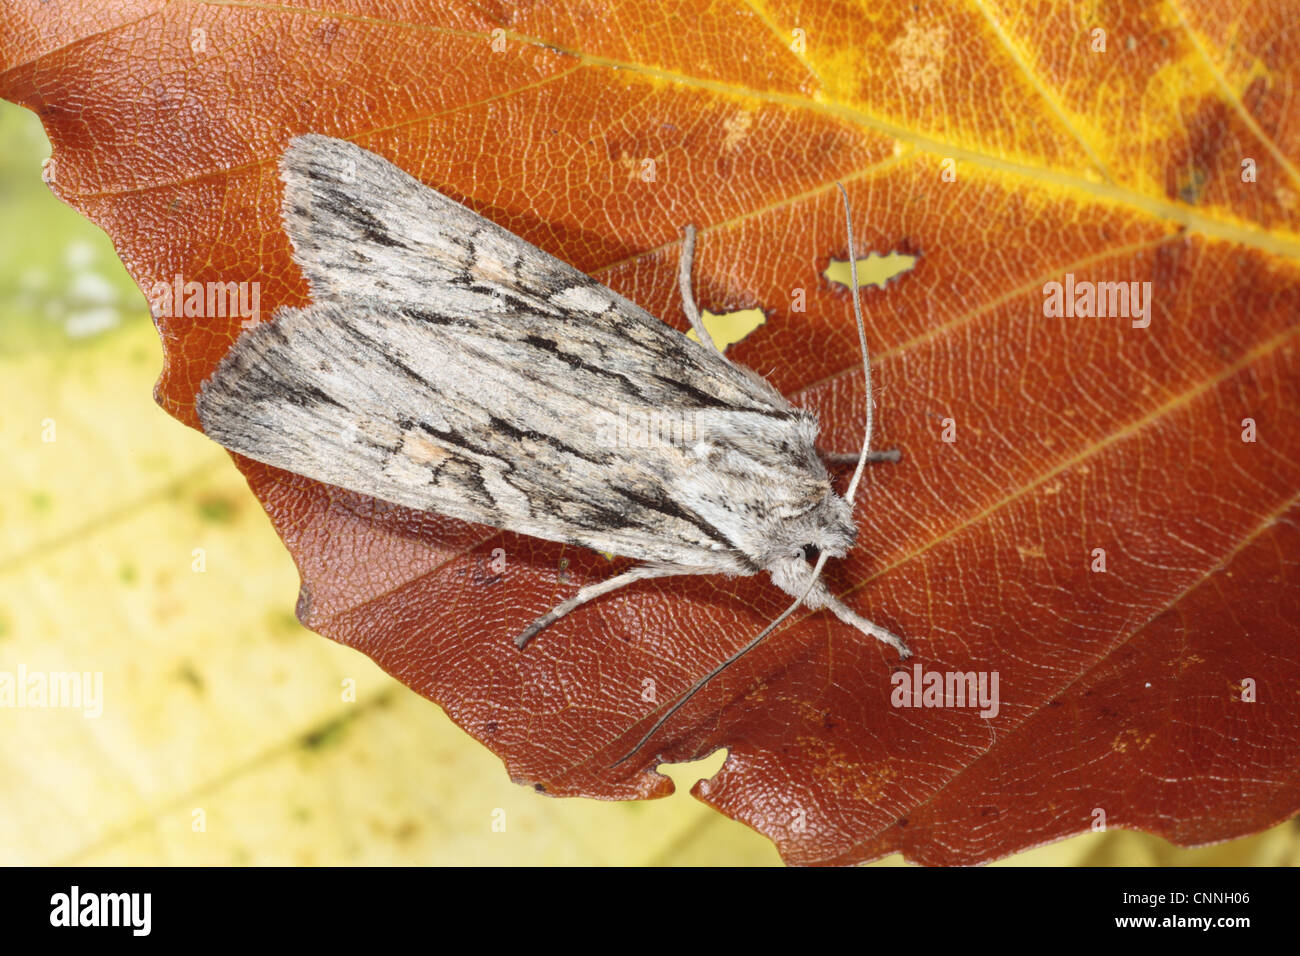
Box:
799, 545, 821, 563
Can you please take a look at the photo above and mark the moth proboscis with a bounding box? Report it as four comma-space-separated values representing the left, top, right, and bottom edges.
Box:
196, 134, 909, 769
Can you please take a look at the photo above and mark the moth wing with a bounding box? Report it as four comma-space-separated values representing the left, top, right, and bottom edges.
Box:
283, 133, 567, 317
197, 300, 815, 573
278, 134, 792, 415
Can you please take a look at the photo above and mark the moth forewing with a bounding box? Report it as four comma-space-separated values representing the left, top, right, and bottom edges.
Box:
196, 135, 907, 766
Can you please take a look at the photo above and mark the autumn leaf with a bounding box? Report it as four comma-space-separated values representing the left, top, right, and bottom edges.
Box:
2, 0, 1297, 866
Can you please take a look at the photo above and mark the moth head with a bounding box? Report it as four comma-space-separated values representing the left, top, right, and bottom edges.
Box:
759, 489, 857, 570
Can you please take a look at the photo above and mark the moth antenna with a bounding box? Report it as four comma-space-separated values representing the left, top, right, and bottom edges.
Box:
838, 182, 875, 504
612, 185, 873, 768
610, 551, 831, 768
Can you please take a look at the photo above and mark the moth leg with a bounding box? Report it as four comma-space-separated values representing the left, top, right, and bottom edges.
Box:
678, 224, 723, 356
791, 570, 910, 658
819, 447, 902, 465
515, 562, 710, 649
819, 590, 911, 658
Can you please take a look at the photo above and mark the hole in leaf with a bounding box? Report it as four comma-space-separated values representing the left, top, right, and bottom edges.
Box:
687, 307, 765, 352
824, 251, 917, 290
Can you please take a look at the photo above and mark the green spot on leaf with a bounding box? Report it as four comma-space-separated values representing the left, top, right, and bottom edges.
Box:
301, 714, 351, 751
174, 661, 205, 693
195, 495, 237, 523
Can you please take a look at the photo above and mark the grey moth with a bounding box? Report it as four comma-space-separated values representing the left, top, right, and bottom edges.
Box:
197, 135, 908, 760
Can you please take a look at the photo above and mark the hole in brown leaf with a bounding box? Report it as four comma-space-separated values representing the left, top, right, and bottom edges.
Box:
824, 251, 917, 290
687, 307, 766, 352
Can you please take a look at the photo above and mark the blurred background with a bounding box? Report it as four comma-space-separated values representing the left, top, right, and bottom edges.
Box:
2, 100, 1296, 865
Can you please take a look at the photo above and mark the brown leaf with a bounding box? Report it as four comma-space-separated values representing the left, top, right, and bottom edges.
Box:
3, 0, 1298, 865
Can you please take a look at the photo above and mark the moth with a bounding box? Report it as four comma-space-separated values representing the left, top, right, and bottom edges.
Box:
197, 134, 909, 763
